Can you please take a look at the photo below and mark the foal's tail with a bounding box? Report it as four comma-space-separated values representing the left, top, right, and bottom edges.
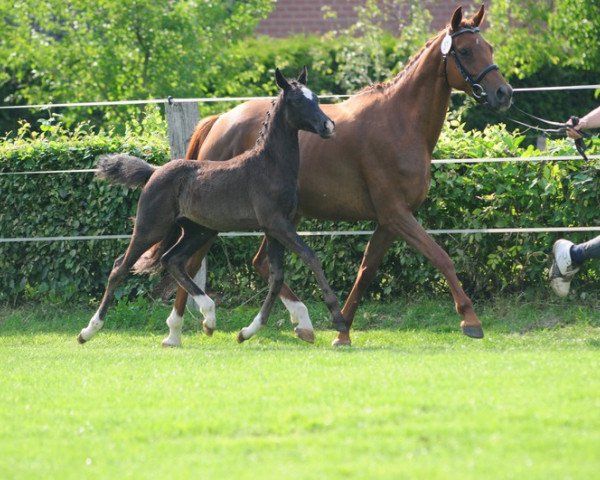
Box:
185, 114, 220, 160
96, 154, 156, 188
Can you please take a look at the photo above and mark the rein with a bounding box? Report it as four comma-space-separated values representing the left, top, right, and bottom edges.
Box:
507, 105, 591, 161
442, 27, 499, 102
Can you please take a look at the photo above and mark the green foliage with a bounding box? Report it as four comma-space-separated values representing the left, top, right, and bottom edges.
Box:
0, 0, 274, 132
0, 120, 170, 305
1, 120, 599, 306
488, 0, 600, 77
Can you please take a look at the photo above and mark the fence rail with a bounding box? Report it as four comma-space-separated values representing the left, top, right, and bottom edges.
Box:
1, 84, 599, 110
2, 84, 599, 245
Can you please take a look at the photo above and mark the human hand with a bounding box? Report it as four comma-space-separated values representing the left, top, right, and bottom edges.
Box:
566, 117, 585, 139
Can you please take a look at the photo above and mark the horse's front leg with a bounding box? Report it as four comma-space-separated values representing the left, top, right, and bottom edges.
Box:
238, 237, 285, 343
384, 209, 483, 339
252, 236, 314, 343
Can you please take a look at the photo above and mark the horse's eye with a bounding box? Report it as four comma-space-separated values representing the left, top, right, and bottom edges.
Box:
459, 48, 470, 56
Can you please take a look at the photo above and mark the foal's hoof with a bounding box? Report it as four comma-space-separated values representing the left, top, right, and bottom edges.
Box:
237, 330, 247, 344
461, 323, 484, 339
77, 334, 87, 345
294, 328, 315, 344
331, 332, 352, 347
202, 323, 214, 337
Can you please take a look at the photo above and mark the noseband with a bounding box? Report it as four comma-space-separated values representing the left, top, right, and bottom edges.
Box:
442, 27, 499, 102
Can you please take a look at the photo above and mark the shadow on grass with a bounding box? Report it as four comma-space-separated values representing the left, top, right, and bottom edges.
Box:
2, 293, 599, 339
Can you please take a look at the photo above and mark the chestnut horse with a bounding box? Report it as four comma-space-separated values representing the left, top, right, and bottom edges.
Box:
167, 5, 513, 346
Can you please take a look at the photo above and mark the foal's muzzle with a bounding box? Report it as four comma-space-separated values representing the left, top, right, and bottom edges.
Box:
319, 119, 336, 139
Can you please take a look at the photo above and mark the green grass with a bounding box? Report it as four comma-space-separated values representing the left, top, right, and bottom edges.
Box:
1, 297, 599, 479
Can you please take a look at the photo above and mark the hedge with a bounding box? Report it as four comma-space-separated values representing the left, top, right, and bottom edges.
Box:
1, 121, 599, 306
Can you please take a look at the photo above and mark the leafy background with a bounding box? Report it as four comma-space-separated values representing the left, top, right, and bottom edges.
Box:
1, 0, 600, 306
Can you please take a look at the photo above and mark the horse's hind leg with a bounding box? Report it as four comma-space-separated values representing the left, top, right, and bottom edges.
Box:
252, 236, 314, 343
238, 236, 285, 343
78, 233, 161, 344
161, 219, 218, 345
385, 210, 483, 339
159, 241, 215, 347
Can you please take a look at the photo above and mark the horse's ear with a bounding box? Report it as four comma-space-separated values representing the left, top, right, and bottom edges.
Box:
275, 68, 290, 91
472, 4, 485, 27
450, 5, 463, 32
297, 66, 308, 86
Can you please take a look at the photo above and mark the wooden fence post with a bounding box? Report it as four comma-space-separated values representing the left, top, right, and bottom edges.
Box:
165, 100, 207, 306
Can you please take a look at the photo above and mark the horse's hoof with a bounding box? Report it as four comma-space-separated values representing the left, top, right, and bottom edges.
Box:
77, 334, 87, 345
161, 339, 182, 348
331, 332, 352, 347
237, 330, 246, 344
203, 324, 214, 337
294, 327, 315, 344
461, 324, 484, 339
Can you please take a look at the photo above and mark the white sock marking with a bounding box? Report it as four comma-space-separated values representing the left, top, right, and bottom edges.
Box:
80, 311, 104, 341
162, 308, 184, 347
193, 294, 216, 329
241, 313, 263, 340
281, 298, 313, 330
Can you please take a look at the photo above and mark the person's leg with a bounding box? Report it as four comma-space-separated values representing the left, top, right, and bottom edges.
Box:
549, 235, 600, 297
570, 235, 600, 264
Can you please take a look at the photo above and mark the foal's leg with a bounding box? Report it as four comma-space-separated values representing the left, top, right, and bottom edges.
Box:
384, 209, 483, 339
267, 221, 347, 334
161, 219, 219, 346
78, 234, 162, 343
165, 240, 216, 345
252, 237, 315, 342
238, 237, 285, 343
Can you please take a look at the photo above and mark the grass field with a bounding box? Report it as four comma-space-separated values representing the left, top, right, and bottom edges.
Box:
1, 296, 599, 479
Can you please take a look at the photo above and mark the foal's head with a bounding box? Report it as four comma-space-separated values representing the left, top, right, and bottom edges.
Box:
442, 5, 512, 111
275, 67, 335, 139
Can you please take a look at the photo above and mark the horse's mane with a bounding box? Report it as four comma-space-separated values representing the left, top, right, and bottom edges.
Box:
355, 18, 477, 95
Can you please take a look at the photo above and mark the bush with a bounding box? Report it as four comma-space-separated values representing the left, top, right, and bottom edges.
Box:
5, 117, 598, 306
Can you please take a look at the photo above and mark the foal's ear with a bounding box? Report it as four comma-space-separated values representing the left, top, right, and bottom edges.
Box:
297, 66, 308, 86
275, 68, 290, 91
450, 5, 463, 32
471, 4, 485, 27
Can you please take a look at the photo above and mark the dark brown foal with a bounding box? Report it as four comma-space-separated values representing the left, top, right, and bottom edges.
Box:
78, 68, 343, 345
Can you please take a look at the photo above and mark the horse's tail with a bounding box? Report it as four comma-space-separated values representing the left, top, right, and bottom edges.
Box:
185, 114, 220, 160
96, 154, 156, 188
132, 224, 181, 275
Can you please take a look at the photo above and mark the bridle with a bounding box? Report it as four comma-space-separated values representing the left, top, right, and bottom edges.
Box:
442, 27, 499, 102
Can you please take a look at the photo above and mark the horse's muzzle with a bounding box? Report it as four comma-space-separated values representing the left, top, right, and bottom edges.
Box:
492, 83, 513, 111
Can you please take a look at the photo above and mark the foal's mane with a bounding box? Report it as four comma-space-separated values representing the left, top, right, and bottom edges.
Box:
255, 81, 301, 147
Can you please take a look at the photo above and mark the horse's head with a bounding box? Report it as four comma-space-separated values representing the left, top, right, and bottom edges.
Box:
442, 5, 512, 111
275, 67, 335, 139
